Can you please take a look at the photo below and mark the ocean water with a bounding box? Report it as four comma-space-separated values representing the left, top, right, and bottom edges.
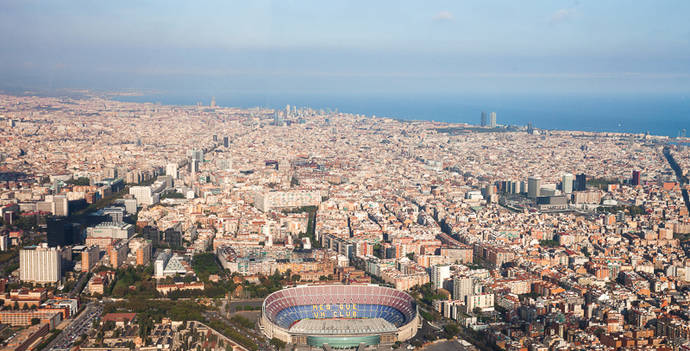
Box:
115, 92, 690, 137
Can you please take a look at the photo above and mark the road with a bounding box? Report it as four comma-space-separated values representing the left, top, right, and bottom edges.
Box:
45, 302, 103, 351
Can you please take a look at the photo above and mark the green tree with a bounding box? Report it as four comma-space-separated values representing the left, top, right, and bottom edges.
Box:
270, 337, 287, 350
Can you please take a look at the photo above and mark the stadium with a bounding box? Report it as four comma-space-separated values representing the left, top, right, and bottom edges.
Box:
260, 284, 421, 350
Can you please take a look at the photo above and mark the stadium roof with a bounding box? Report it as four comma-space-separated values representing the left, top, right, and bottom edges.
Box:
289, 318, 397, 335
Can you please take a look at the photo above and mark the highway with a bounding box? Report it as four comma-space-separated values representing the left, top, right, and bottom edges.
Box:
45, 302, 103, 351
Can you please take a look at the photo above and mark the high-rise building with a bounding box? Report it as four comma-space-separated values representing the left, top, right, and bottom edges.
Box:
81, 246, 100, 272
166, 163, 178, 179
576, 173, 587, 191
47, 217, 80, 247
223, 136, 229, 148
632, 170, 641, 186
562, 173, 574, 194
20, 244, 62, 284
108, 242, 128, 269
480, 112, 487, 127
453, 276, 474, 301
431, 264, 451, 290
528, 176, 542, 199
489, 112, 497, 128
212, 134, 218, 142
210, 96, 216, 108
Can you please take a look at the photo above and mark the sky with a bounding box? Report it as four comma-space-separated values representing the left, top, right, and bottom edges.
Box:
1, 0, 689, 95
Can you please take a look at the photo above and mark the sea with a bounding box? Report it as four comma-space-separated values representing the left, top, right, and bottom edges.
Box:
114, 92, 690, 138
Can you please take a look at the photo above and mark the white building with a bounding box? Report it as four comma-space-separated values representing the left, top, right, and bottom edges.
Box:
431, 264, 451, 290
562, 173, 574, 194
20, 244, 62, 284
129, 186, 159, 206
254, 190, 322, 212
166, 163, 178, 179
87, 222, 134, 240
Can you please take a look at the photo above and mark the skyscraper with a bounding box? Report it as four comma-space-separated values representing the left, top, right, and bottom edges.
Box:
20, 244, 62, 283
223, 136, 229, 148
489, 112, 497, 128
528, 176, 542, 199
632, 170, 641, 186
562, 173, 574, 194
576, 173, 587, 191
480, 112, 487, 127
166, 163, 178, 179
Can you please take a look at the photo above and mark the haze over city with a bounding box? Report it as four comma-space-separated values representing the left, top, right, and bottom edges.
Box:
1, 2, 690, 351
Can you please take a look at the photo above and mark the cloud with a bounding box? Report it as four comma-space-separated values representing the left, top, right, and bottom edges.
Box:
549, 8, 576, 23
433, 11, 454, 21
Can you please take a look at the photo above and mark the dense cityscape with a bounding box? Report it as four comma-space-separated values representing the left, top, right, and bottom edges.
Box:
0, 92, 687, 351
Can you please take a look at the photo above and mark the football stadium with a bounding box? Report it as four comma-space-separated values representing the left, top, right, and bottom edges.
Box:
260, 284, 421, 350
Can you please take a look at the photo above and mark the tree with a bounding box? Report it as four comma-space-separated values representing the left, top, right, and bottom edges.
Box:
291, 274, 301, 282
443, 324, 459, 339
270, 337, 287, 350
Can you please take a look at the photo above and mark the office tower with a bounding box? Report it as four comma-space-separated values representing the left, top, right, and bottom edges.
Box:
286, 104, 291, 118
223, 136, 229, 148
480, 112, 487, 127
212, 134, 218, 142
190, 149, 203, 161
142, 226, 160, 246
166, 163, 178, 179
54, 195, 68, 217
47, 217, 79, 247
527, 122, 534, 135
489, 112, 497, 128
164, 228, 182, 248
562, 173, 574, 194
53, 179, 60, 195
210, 96, 216, 108
19, 244, 62, 283
632, 170, 641, 186
431, 264, 451, 290
576, 173, 587, 191
102, 207, 125, 223
528, 176, 542, 199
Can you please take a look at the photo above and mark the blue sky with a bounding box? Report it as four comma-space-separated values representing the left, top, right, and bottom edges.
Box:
1, 0, 689, 94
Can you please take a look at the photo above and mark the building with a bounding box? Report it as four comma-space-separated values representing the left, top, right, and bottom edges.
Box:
166, 163, 178, 179
87, 222, 134, 240
223, 136, 229, 148
102, 207, 125, 223
453, 276, 475, 301
632, 170, 641, 186
575, 173, 587, 191
81, 245, 100, 272
128, 238, 152, 266
129, 186, 159, 206
254, 190, 322, 212
528, 176, 542, 199
431, 264, 451, 290
19, 244, 62, 284
489, 112, 497, 128
480, 112, 487, 127
562, 173, 574, 194
46, 217, 80, 247
108, 242, 128, 269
